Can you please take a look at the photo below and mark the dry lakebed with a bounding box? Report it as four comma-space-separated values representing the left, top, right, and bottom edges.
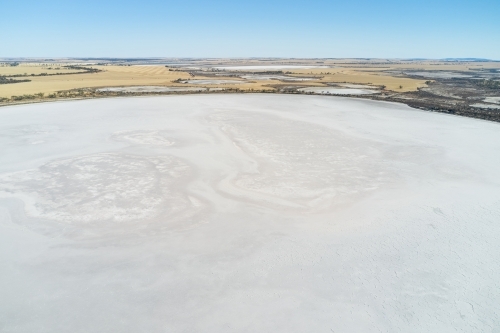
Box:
0, 94, 499, 332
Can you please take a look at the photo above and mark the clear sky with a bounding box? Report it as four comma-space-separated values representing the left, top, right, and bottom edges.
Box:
2, 0, 499, 59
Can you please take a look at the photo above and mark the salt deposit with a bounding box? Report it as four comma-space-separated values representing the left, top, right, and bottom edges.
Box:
241, 74, 314, 81
406, 71, 473, 79
484, 96, 500, 104
1, 94, 499, 333
338, 83, 377, 89
181, 79, 245, 84
97, 86, 210, 92
471, 103, 500, 109
298, 87, 377, 95
213, 65, 329, 71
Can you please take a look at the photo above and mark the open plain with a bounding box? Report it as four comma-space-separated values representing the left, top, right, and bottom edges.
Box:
1, 94, 499, 332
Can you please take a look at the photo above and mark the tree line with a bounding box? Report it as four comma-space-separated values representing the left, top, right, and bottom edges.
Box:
0, 76, 31, 84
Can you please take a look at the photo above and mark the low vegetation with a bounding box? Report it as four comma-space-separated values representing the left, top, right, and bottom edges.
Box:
63, 65, 101, 73
2, 65, 101, 79
0, 76, 31, 84
10, 92, 44, 101
477, 79, 500, 90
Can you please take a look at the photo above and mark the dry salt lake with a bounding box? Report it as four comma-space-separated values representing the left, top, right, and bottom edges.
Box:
0, 94, 499, 332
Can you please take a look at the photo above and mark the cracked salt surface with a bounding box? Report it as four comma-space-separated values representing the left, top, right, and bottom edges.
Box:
1, 153, 193, 223
0, 94, 499, 333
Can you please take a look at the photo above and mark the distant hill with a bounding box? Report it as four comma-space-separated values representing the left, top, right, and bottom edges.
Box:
441, 58, 497, 62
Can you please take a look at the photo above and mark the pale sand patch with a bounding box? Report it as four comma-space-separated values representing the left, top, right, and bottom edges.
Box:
0, 95, 499, 333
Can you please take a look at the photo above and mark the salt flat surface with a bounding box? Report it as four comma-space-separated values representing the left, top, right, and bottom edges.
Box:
214, 65, 329, 71
241, 74, 314, 81
484, 96, 500, 104
338, 83, 377, 89
181, 79, 245, 85
299, 87, 377, 95
406, 71, 473, 79
97, 86, 211, 92
471, 103, 500, 109
0, 95, 499, 333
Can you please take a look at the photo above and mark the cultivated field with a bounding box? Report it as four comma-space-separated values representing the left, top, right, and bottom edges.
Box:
0, 65, 191, 97
0, 60, 435, 98
288, 67, 427, 91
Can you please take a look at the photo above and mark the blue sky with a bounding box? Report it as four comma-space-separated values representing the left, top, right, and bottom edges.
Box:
2, 0, 499, 59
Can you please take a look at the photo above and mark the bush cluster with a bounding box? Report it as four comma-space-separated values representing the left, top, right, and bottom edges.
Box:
10, 93, 44, 101
477, 79, 500, 90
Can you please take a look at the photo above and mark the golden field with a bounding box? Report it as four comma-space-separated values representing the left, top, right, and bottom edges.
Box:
2, 60, 499, 99
0, 65, 190, 98
289, 68, 428, 92
0, 62, 428, 98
